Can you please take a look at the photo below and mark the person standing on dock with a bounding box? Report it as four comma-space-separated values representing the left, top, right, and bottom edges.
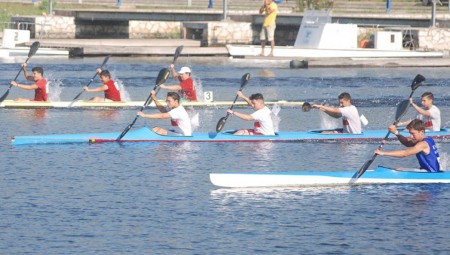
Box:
375, 119, 440, 172
83, 69, 121, 102
159, 64, 197, 102
259, 0, 278, 57
312, 92, 362, 134
10, 64, 48, 102
137, 91, 192, 136
397, 92, 441, 132
228, 92, 275, 135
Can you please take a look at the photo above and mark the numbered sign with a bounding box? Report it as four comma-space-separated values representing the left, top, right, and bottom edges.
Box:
203, 91, 213, 103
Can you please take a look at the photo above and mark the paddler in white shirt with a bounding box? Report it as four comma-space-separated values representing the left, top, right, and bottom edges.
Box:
227, 92, 275, 135
137, 91, 192, 136
397, 92, 441, 132
312, 92, 362, 134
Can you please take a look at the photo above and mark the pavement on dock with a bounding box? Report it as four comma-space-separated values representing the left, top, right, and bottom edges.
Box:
23, 38, 450, 68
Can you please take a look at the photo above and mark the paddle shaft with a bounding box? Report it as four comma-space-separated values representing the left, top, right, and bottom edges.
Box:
71, 55, 110, 101
0, 58, 32, 102
115, 87, 157, 141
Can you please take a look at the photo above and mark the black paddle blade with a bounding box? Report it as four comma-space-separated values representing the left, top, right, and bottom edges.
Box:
156, 68, 170, 86
101, 55, 110, 67
173, 45, 183, 64
349, 158, 374, 184
0, 89, 10, 102
216, 116, 227, 132
394, 99, 410, 123
411, 74, 425, 91
240, 73, 251, 89
302, 102, 311, 112
28, 41, 40, 58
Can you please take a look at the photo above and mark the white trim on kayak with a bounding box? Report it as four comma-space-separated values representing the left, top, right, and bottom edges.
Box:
209, 166, 450, 188
0, 100, 304, 109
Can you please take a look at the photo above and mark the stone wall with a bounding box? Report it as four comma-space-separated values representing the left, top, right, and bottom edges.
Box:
129, 21, 181, 39
418, 28, 450, 52
9, 15, 450, 53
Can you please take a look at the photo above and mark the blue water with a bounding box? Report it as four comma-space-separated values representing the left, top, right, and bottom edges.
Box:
1, 56, 450, 254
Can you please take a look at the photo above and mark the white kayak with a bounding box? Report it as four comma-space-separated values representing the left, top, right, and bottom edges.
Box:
209, 166, 450, 188
0, 99, 304, 109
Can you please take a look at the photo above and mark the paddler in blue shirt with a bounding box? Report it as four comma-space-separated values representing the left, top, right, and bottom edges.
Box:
375, 119, 440, 172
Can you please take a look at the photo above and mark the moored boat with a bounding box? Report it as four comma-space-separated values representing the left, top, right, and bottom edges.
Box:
0, 99, 304, 109
10, 127, 450, 145
209, 166, 450, 188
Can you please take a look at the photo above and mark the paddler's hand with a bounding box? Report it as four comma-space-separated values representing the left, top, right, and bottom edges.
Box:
137, 111, 144, 117
312, 104, 323, 111
21, 63, 27, 69
374, 148, 383, 155
236, 91, 244, 98
96, 68, 102, 74
170, 64, 175, 69
10, 81, 18, 86
150, 90, 157, 99
83, 86, 89, 92
227, 109, 235, 115
388, 125, 398, 135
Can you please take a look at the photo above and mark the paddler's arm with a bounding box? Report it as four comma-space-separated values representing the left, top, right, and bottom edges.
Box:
389, 125, 416, 147
228, 109, 254, 121
375, 140, 428, 158
151, 90, 168, 113
410, 98, 430, 117
137, 111, 170, 119
237, 91, 253, 107
312, 104, 342, 118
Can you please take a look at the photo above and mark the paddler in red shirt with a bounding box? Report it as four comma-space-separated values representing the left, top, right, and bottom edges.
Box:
159, 65, 197, 102
10, 64, 48, 101
83, 69, 121, 102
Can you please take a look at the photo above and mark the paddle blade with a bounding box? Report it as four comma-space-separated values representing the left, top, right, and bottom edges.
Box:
28, 41, 40, 58
173, 45, 183, 64
411, 74, 425, 91
0, 89, 10, 102
394, 99, 410, 123
216, 116, 227, 132
100, 55, 110, 68
156, 68, 170, 86
349, 158, 373, 184
302, 102, 311, 112
240, 73, 251, 90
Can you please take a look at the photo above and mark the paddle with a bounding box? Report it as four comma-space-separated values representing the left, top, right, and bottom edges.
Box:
0, 41, 40, 102
349, 74, 425, 184
115, 68, 170, 141
215, 73, 251, 132
70, 55, 111, 102
172, 45, 183, 65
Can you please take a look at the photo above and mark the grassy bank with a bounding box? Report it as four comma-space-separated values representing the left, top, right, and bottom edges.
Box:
0, 1, 117, 30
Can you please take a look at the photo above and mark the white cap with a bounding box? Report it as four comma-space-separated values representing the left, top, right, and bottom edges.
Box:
178, 66, 191, 74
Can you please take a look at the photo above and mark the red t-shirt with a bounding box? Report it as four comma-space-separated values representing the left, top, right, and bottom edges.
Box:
34, 79, 48, 101
104, 79, 121, 101
179, 77, 197, 101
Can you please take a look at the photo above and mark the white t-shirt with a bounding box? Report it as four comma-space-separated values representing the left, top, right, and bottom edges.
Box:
251, 106, 275, 135
339, 105, 361, 134
418, 105, 441, 131
168, 105, 192, 136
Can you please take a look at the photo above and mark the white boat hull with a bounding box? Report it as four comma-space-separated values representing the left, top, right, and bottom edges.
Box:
210, 166, 450, 188
226, 45, 444, 58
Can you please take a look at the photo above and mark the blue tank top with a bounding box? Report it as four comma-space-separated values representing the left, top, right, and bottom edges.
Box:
416, 137, 440, 172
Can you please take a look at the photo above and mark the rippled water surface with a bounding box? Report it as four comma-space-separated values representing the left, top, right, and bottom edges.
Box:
1, 56, 450, 254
